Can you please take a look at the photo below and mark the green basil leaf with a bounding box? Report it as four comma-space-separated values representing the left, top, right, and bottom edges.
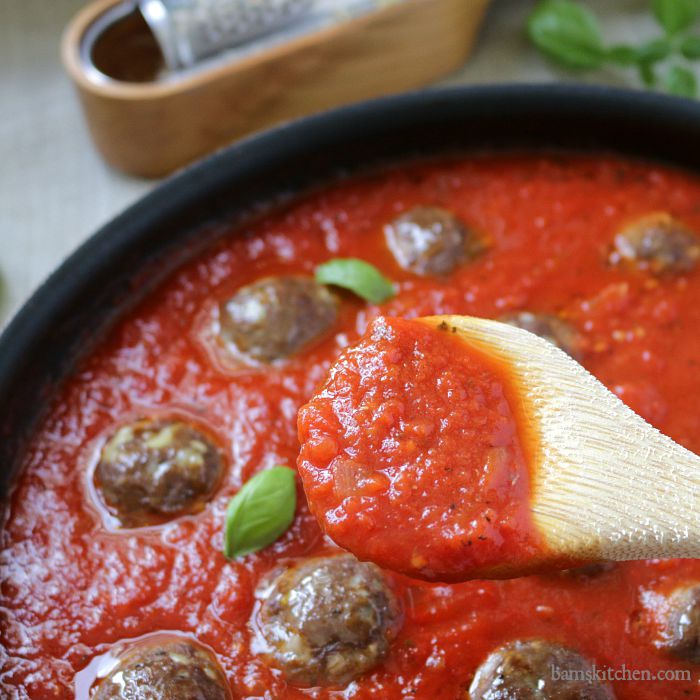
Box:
664, 64, 699, 97
652, 0, 700, 35
634, 37, 672, 63
638, 60, 658, 86
223, 466, 297, 559
680, 35, 700, 59
606, 45, 640, 66
608, 39, 671, 68
315, 258, 395, 303
527, 0, 606, 70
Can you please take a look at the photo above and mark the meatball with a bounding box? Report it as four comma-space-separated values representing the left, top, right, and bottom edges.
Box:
93, 638, 230, 700
257, 554, 401, 687
95, 418, 224, 527
499, 311, 583, 360
610, 212, 700, 274
659, 584, 700, 662
218, 276, 338, 363
384, 206, 484, 276
469, 639, 614, 700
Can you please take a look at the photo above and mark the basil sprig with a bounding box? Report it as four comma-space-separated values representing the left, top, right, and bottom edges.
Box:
652, 0, 700, 35
528, 0, 700, 97
665, 64, 699, 97
527, 0, 606, 70
223, 466, 297, 559
315, 258, 396, 304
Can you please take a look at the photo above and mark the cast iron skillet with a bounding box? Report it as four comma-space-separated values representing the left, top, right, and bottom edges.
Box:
3, 84, 700, 498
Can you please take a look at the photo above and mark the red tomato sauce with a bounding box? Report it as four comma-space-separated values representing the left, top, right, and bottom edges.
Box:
298, 315, 544, 581
2, 154, 700, 699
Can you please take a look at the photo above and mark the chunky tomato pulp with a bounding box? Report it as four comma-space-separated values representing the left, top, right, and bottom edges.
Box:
298, 315, 544, 581
2, 155, 700, 699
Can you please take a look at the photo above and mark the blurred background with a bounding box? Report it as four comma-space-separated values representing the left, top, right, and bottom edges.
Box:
1, 0, 695, 324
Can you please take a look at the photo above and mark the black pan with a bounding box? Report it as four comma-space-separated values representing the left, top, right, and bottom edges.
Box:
3, 84, 700, 498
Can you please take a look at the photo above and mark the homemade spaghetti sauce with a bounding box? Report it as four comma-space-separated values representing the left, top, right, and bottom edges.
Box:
298, 315, 544, 582
2, 155, 700, 699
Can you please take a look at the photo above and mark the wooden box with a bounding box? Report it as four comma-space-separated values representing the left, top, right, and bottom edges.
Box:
62, 0, 491, 178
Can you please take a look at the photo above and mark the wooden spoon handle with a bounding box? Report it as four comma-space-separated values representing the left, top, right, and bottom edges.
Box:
429, 315, 700, 563
531, 371, 700, 562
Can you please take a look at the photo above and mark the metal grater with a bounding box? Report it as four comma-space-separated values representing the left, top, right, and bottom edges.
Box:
139, 0, 316, 70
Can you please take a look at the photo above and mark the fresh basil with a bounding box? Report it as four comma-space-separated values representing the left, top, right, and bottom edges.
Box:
665, 64, 699, 97
636, 37, 673, 63
680, 35, 700, 59
652, 0, 700, 35
607, 39, 671, 68
639, 61, 658, 87
528, 0, 700, 99
315, 258, 395, 304
223, 466, 297, 559
606, 45, 639, 67
527, 0, 605, 70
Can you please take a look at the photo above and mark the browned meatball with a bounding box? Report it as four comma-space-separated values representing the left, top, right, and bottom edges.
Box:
384, 206, 484, 276
95, 418, 224, 527
93, 638, 230, 700
659, 584, 700, 662
258, 554, 401, 687
610, 212, 700, 274
499, 312, 584, 360
218, 276, 338, 363
469, 639, 614, 700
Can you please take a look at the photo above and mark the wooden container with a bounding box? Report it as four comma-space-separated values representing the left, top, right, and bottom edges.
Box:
62, 0, 491, 178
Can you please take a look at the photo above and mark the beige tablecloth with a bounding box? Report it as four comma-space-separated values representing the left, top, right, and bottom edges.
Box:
0, 0, 682, 323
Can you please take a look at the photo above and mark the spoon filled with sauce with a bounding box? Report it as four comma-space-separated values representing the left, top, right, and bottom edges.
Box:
297, 315, 700, 582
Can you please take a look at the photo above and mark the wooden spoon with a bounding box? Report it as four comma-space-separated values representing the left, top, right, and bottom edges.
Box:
428, 314, 700, 566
